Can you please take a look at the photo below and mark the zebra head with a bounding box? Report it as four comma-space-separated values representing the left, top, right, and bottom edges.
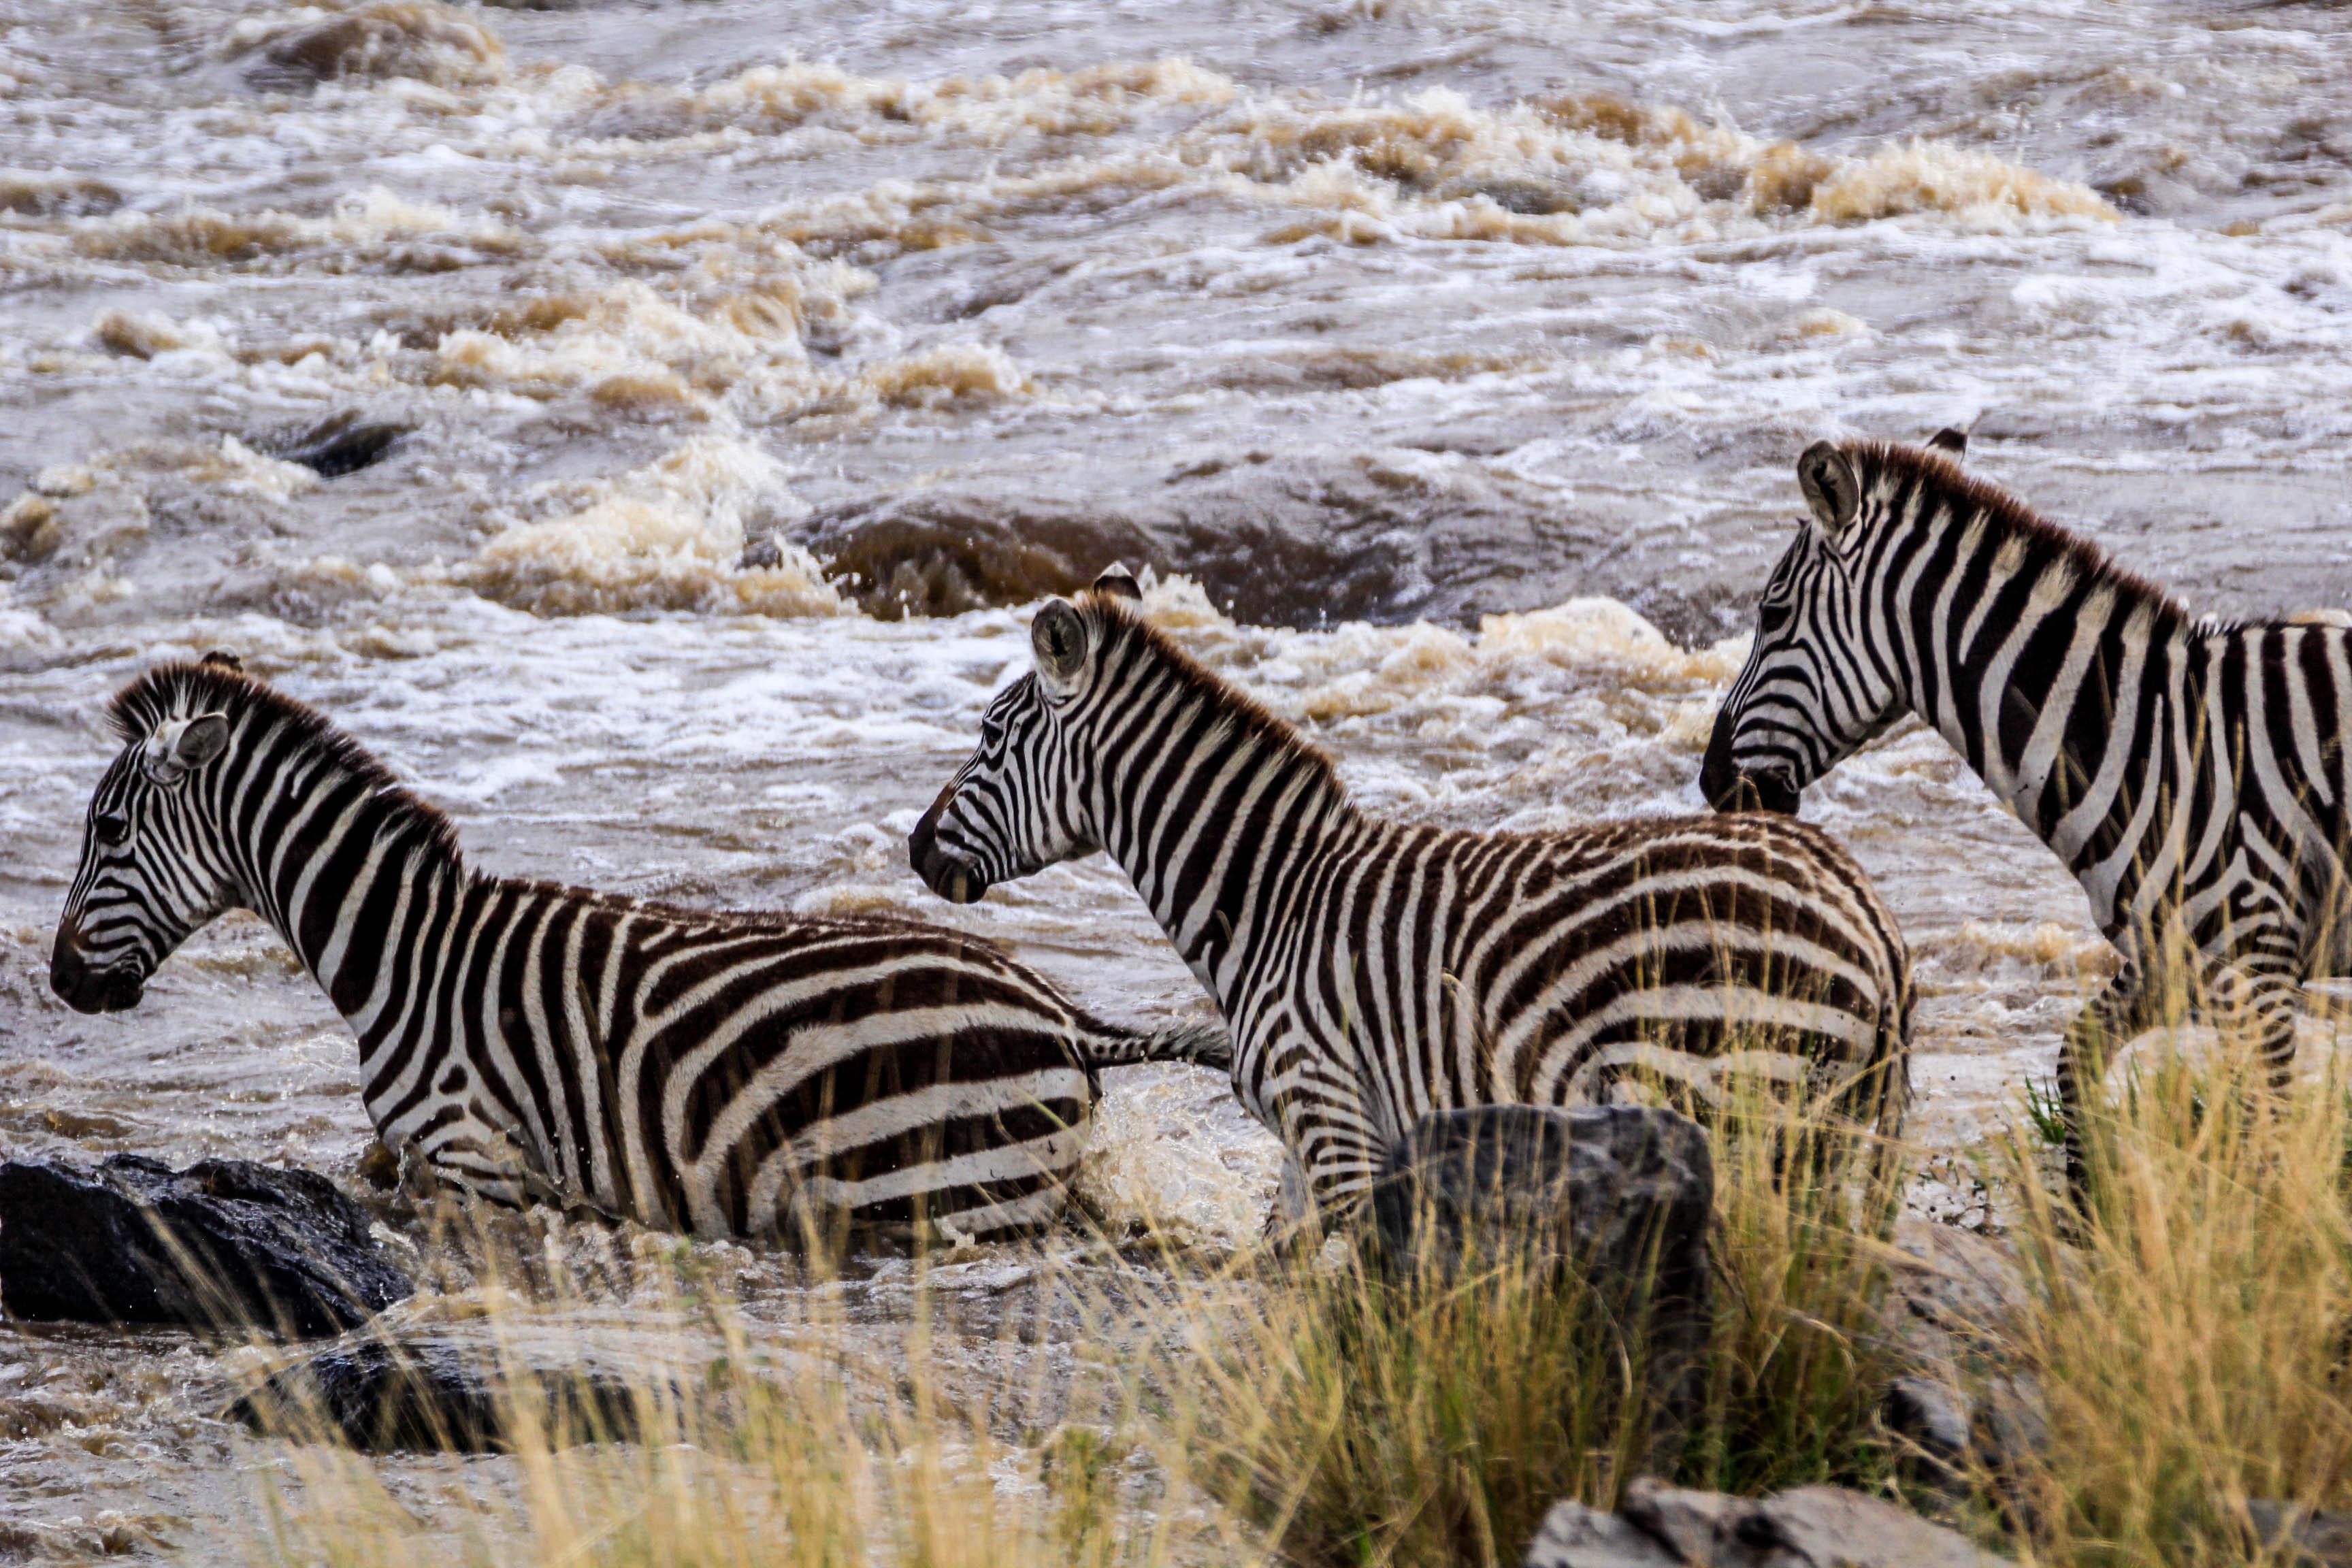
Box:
1701, 437, 1932, 815
52, 656, 245, 1014
907, 568, 1140, 902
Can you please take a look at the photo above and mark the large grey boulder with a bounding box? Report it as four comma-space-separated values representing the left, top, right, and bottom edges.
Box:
1368, 1105, 1712, 1290
0, 1155, 412, 1337
1368, 1105, 1714, 1456
1526, 1479, 2010, 1567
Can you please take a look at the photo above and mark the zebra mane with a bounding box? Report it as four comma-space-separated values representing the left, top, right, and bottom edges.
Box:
1852, 440, 2194, 627
1083, 592, 1345, 799
107, 661, 463, 862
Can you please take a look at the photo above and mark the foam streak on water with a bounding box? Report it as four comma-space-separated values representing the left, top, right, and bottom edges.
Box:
2, 0, 2351, 1554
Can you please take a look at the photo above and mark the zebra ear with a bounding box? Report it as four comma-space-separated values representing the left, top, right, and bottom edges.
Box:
1797, 442, 1860, 534
142, 713, 230, 785
1032, 600, 1088, 687
1091, 564, 1142, 602
1927, 427, 1967, 456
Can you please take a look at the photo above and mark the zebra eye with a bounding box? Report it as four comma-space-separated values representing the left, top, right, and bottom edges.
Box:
94, 809, 131, 845
1757, 602, 1795, 633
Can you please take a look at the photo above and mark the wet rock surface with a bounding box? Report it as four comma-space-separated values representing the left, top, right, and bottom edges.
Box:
0, 1156, 412, 1337
2245, 1501, 2352, 1567
265, 410, 413, 478
791, 450, 1620, 633
1369, 1105, 1712, 1289
1527, 1478, 2011, 1567
1368, 1105, 1713, 1441
227, 1336, 642, 1453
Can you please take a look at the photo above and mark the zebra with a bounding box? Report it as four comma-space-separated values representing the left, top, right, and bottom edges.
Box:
1700, 431, 2352, 1195
49, 654, 1229, 1245
907, 569, 1914, 1229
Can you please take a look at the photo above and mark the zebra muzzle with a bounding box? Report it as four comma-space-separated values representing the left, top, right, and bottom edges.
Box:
906, 815, 985, 904
1699, 714, 1803, 816
48, 924, 147, 1014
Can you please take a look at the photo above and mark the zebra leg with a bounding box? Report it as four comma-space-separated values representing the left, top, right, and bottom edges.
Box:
2202, 958, 2302, 1098
2059, 968, 2153, 1213
1263, 1138, 1386, 1256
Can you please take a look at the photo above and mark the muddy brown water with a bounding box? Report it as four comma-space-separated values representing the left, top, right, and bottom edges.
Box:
3, 0, 2351, 1555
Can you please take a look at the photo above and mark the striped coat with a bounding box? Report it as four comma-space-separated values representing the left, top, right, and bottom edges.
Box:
50, 657, 1225, 1244
911, 573, 1912, 1223
1703, 434, 2352, 1188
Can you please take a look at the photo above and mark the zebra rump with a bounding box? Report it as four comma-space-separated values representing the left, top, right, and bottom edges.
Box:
50, 657, 1227, 1244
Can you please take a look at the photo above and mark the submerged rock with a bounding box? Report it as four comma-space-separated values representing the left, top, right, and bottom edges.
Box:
1367, 1105, 1713, 1453
265, 410, 412, 477
228, 1337, 641, 1453
1527, 1479, 2010, 1567
0, 1156, 412, 1337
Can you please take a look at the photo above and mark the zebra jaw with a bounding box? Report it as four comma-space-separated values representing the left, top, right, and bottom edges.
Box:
930, 863, 982, 904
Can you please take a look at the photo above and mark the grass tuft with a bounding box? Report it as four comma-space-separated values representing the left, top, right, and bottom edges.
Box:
1998, 1034, 2352, 1567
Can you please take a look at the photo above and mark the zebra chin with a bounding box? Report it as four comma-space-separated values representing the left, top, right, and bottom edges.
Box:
1701, 770, 1801, 816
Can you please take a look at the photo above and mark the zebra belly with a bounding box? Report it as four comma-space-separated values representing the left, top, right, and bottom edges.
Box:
648, 1017, 1100, 1244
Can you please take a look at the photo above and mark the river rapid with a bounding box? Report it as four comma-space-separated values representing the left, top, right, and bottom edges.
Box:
3, 0, 2351, 1556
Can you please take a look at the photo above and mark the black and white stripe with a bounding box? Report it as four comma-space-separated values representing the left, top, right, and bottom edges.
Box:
1702, 434, 2352, 1189
910, 571, 1913, 1226
50, 655, 1226, 1243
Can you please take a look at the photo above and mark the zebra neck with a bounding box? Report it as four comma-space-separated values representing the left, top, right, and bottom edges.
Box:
1094, 699, 1354, 1007
1895, 507, 2183, 863
223, 745, 473, 1024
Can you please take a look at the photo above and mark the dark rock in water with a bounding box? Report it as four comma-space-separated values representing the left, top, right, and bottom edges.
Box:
0, 1156, 412, 1337
2244, 1501, 2352, 1567
267, 410, 411, 477
1527, 1479, 2011, 1567
246, 7, 500, 90
1369, 1105, 1712, 1454
229, 1338, 641, 1453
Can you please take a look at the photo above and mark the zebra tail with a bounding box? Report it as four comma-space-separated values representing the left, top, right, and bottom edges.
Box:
1075, 1017, 1235, 1073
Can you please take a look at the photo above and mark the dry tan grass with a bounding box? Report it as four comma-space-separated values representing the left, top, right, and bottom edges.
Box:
235, 1098, 1918, 1568
224, 990, 2352, 1568
1995, 1026, 2352, 1567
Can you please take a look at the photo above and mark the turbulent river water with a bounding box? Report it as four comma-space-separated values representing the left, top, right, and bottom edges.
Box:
3, 0, 2351, 1556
